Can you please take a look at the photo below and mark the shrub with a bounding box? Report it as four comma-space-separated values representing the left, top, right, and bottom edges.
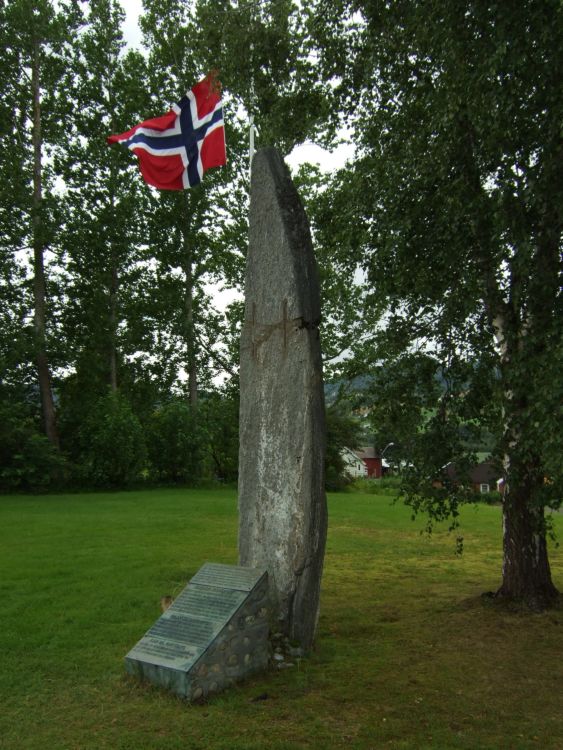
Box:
81, 390, 147, 487
477, 489, 502, 505
200, 392, 239, 483
0, 400, 66, 492
147, 400, 205, 484
348, 476, 401, 496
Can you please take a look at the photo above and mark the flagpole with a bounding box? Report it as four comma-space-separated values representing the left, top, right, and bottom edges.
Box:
249, 115, 255, 179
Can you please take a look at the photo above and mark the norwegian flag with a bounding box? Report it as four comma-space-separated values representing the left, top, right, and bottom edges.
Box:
107, 74, 226, 190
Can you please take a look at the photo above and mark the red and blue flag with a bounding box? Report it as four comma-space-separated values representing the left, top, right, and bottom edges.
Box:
107, 73, 226, 190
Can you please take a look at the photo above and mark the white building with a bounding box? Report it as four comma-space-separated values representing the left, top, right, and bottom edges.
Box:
340, 447, 368, 478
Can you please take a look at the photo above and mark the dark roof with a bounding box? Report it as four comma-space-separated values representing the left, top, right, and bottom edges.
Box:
445, 461, 500, 485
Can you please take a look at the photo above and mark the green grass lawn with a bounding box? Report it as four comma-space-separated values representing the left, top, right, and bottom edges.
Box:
0, 489, 561, 750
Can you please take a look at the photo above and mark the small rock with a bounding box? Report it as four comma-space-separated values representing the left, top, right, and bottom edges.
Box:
250, 692, 269, 702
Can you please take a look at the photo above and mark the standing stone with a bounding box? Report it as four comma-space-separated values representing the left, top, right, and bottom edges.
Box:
238, 147, 327, 652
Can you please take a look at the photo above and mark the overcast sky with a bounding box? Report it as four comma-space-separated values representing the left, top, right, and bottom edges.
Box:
122, 0, 144, 50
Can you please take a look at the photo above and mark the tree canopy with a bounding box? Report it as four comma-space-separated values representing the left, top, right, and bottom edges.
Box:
310, 0, 562, 606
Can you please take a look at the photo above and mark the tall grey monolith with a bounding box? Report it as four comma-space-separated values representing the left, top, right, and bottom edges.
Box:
238, 147, 327, 652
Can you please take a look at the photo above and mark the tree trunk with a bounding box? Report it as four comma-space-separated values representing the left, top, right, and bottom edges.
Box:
32, 37, 59, 447
493, 325, 559, 608
497, 484, 558, 609
491, 309, 559, 609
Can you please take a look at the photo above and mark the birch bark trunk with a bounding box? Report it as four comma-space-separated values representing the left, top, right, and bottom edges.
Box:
492, 314, 558, 608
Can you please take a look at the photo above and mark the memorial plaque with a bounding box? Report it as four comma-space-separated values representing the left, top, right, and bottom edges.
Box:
190, 563, 266, 591
125, 563, 270, 700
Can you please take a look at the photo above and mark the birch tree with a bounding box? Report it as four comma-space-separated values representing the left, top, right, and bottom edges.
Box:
311, 0, 562, 608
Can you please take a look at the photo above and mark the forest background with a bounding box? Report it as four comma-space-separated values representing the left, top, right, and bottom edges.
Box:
1, 0, 363, 493
1, 1, 561, 607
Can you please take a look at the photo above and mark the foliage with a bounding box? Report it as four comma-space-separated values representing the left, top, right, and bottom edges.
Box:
80, 390, 147, 487
56, 0, 154, 399
0, 398, 66, 492
309, 0, 563, 604
194, 0, 334, 155
147, 399, 205, 484
349, 476, 401, 496
0, 0, 340, 493
200, 388, 240, 483
325, 395, 364, 490
479, 489, 502, 506
0, 0, 257, 490
0, 0, 87, 445
137, 0, 250, 406
294, 163, 368, 376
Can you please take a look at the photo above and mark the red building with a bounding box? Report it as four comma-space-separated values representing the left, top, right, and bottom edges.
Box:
355, 447, 384, 478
